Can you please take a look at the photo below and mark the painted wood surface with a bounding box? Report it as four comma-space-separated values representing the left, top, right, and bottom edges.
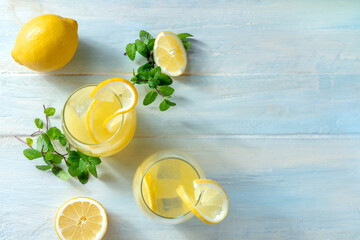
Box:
1, 0, 360, 239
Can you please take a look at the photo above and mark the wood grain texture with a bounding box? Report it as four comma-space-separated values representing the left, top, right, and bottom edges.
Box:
2, 136, 360, 239
1, 0, 360, 239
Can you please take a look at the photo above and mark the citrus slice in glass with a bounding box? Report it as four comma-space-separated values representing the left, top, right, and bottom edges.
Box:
86, 78, 138, 143
176, 179, 229, 224
153, 31, 187, 76
55, 197, 108, 240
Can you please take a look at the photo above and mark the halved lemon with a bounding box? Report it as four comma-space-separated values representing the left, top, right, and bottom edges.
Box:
176, 179, 229, 224
153, 31, 187, 76
55, 197, 108, 240
86, 78, 138, 142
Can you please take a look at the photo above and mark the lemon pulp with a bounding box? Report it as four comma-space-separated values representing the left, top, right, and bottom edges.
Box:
141, 158, 200, 218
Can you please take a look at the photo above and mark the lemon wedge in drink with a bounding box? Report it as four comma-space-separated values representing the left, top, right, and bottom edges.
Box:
55, 197, 108, 240
153, 31, 187, 76
86, 78, 138, 142
176, 179, 229, 224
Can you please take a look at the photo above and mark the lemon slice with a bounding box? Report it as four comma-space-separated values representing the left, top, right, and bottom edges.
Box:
142, 173, 157, 212
86, 78, 138, 142
176, 179, 229, 224
55, 197, 108, 240
153, 31, 187, 76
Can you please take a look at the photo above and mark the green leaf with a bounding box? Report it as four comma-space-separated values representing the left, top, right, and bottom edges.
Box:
43, 158, 52, 166
126, 43, 136, 61
148, 78, 160, 89
26, 138, 33, 146
159, 99, 170, 111
78, 171, 89, 184
68, 165, 80, 177
23, 149, 42, 160
78, 159, 88, 173
46, 127, 62, 140
88, 163, 98, 178
89, 157, 101, 165
137, 62, 152, 73
153, 66, 161, 79
52, 167, 70, 181
158, 73, 173, 85
135, 39, 148, 58
139, 30, 153, 44
51, 154, 63, 164
41, 133, 54, 152
147, 38, 155, 51
166, 100, 176, 106
158, 86, 175, 96
59, 136, 67, 146
34, 118, 43, 129
68, 151, 80, 166
79, 152, 89, 161
36, 135, 47, 152
45, 151, 53, 160
133, 68, 136, 77
44, 107, 55, 117
177, 33, 193, 40
36, 165, 51, 171
143, 90, 158, 106
182, 40, 190, 50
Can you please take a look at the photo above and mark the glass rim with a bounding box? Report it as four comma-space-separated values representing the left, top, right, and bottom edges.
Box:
62, 84, 125, 147
140, 156, 202, 220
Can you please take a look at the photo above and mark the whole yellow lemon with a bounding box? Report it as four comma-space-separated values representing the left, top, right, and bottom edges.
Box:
11, 14, 78, 72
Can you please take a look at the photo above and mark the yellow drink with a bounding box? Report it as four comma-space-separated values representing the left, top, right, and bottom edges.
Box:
133, 152, 205, 224
62, 85, 136, 157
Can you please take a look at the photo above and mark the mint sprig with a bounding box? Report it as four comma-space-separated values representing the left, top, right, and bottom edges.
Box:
125, 30, 193, 111
15, 105, 101, 184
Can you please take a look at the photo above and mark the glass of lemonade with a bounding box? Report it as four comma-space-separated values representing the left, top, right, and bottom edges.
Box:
133, 151, 206, 224
62, 85, 136, 157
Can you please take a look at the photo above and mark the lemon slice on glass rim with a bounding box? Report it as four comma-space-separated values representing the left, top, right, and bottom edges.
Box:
86, 78, 138, 142
55, 197, 108, 240
177, 179, 229, 224
153, 31, 187, 76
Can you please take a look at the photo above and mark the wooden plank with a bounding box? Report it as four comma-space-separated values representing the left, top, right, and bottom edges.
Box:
2, 136, 360, 239
1, 0, 359, 74
1, 74, 360, 136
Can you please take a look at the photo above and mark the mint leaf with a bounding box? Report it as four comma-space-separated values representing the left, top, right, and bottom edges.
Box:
59, 136, 67, 146
89, 163, 98, 178
36, 135, 47, 152
148, 78, 160, 89
182, 40, 190, 50
177, 33, 193, 40
43, 158, 52, 166
68, 151, 80, 166
26, 138, 33, 146
78, 171, 89, 184
46, 127, 62, 140
41, 133, 54, 152
139, 30, 153, 44
153, 66, 161, 79
158, 73, 173, 85
44, 107, 55, 117
68, 165, 79, 177
45, 151, 53, 160
23, 149, 42, 160
159, 99, 170, 111
126, 43, 136, 61
147, 38, 155, 51
158, 86, 174, 96
135, 40, 148, 58
89, 157, 101, 165
36, 165, 51, 171
52, 167, 70, 181
143, 90, 158, 106
34, 118, 43, 129
166, 100, 176, 106
51, 154, 62, 164
138, 62, 152, 73
78, 159, 88, 173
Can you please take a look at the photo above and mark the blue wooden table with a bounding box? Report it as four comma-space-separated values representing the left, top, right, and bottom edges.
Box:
1, 0, 360, 239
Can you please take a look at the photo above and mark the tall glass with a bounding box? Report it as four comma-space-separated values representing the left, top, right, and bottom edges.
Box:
133, 151, 205, 224
62, 85, 136, 157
